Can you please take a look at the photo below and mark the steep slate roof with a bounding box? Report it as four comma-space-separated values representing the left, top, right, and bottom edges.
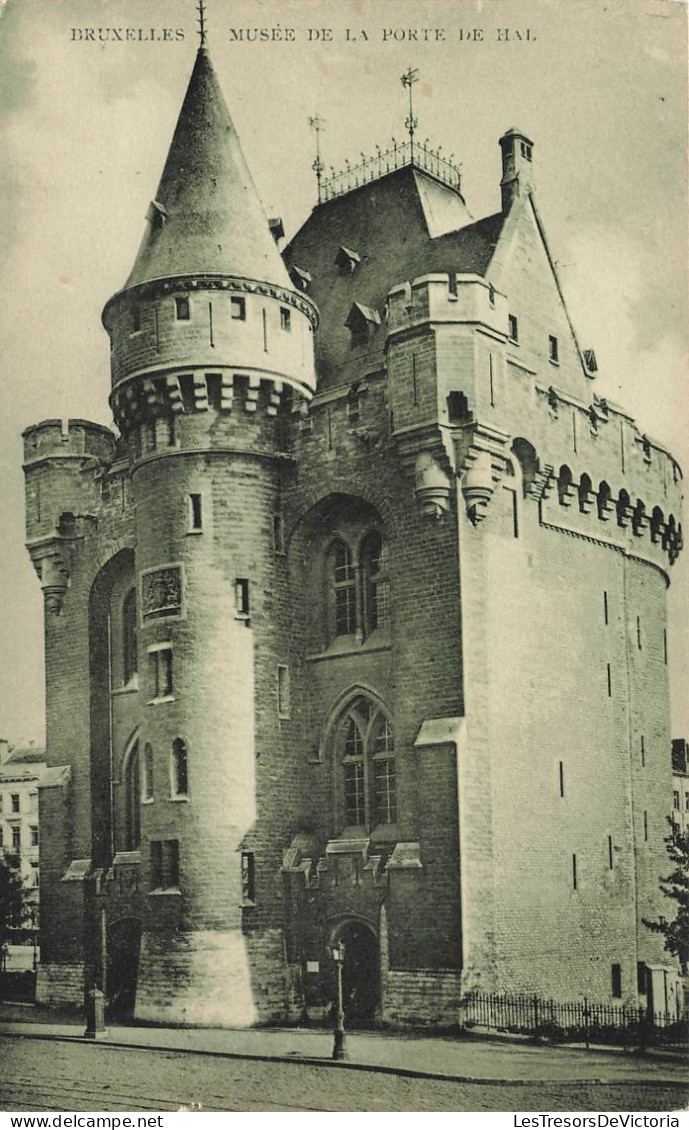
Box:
4, 746, 47, 766
285, 165, 504, 388
126, 48, 291, 291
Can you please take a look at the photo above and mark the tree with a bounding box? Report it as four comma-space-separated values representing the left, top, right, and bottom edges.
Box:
643, 820, 689, 970
0, 859, 26, 964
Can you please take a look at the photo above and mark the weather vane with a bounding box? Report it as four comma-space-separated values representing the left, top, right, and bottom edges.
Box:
401, 66, 419, 153
197, 0, 207, 48
309, 114, 326, 203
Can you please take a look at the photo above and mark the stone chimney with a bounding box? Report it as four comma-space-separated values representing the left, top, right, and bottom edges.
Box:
499, 128, 534, 213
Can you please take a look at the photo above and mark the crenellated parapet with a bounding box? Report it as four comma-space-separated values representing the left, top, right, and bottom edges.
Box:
23, 419, 117, 613
384, 272, 683, 566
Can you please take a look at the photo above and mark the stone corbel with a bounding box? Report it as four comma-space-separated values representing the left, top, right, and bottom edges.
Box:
27, 538, 74, 615
525, 465, 554, 502
453, 422, 511, 525
414, 451, 453, 518
578, 489, 597, 514
393, 422, 455, 519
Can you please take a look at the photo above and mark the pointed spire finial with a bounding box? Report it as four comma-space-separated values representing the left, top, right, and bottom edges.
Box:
401, 66, 419, 156
309, 114, 326, 203
197, 0, 207, 48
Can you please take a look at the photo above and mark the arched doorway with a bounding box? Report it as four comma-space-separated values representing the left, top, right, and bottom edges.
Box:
106, 917, 142, 1021
335, 920, 379, 1023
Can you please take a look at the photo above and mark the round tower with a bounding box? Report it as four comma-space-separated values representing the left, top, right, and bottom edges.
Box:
101, 45, 318, 1024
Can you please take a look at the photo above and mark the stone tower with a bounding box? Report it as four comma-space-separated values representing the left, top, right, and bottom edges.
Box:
23, 40, 684, 1027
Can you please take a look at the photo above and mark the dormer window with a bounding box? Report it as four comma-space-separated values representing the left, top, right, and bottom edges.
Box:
175, 296, 190, 321
520, 140, 533, 160
289, 265, 312, 292
345, 302, 380, 348
147, 199, 167, 232
268, 216, 284, 242
335, 245, 361, 273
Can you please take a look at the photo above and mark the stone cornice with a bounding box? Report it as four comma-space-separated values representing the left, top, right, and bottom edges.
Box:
103, 273, 319, 331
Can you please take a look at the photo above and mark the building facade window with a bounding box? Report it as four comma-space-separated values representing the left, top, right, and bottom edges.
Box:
175, 296, 190, 320
280, 306, 291, 332
142, 742, 154, 801
508, 314, 519, 342
332, 695, 396, 832
673, 790, 680, 810
11, 794, 20, 814
150, 839, 180, 889
30, 826, 39, 847
235, 578, 250, 618
123, 587, 138, 684
611, 963, 622, 998
326, 530, 389, 644
330, 539, 357, 637
241, 851, 255, 904
188, 493, 203, 532
149, 645, 173, 700
124, 740, 141, 850
171, 738, 188, 797
11, 827, 20, 852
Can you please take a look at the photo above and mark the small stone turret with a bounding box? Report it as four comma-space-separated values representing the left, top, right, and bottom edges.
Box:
23, 419, 116, 613
499, 127, 534, 212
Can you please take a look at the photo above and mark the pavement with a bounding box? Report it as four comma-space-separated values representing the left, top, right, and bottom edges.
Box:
0, 1000, 687, 1088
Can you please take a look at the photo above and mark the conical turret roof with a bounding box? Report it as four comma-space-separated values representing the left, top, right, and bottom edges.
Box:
125, 47, 291, 290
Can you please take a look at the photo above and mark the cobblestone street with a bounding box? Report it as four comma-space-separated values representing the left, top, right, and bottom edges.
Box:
1, 1035, 687, 1113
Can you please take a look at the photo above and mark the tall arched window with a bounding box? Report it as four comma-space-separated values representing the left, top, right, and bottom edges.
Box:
123, 588, 138, 684
333, 696, 396, 832
329, 538, 357, 637
142, 742, 154, 802
361, 531, 388, 634
171, 738, 188, 797
124, 740, 141, 850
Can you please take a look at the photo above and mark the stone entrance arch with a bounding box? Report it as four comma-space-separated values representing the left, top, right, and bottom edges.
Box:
329, 918, 379, 1023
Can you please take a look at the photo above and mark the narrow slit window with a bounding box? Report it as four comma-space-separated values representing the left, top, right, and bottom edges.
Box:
277, 664, 291, 719
131, 305, 142, 333
603, 591, 608, 625
636, 616, 642, 650
641, 735, 645, 767
644, 810, 649, 840
230, 296, 246, 321
572, 853, 578, 890
508, 314, 519, 343
189, 493, 203, 531
663, 629, 668, 665
549, 335, 559, 363
559, 761, 564, 798
608, 835, 613, 869
142, 743, 154, 801
241, 851, 256, 904
280, 306, 292, 332
606, 663, 612, 697
273, 514, 285, 555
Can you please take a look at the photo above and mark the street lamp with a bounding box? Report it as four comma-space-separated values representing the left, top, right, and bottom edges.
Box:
330, 942, 347, 1061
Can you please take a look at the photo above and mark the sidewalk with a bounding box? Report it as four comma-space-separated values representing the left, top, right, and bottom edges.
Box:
0, 1002, 686, 1088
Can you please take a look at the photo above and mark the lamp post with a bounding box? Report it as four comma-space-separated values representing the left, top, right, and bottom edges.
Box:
331, 942, 347, 1061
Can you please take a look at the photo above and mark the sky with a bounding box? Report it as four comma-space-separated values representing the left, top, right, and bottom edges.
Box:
0, 0, 687, 745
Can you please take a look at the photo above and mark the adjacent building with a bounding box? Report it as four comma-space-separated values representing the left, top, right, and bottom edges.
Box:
0, 741, 46, 933
22, 42, 684, 1025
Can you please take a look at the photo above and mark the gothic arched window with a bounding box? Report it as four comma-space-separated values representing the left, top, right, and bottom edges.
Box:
361, 530, 388, 634
123, 587, 138, 684
333, 696, 396, 832
124, 740, 141, 850
171, 738, 188, 798
329, 538, 357, 638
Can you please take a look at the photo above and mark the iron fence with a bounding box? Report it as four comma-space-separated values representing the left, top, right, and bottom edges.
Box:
462, 991, 688, 1049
